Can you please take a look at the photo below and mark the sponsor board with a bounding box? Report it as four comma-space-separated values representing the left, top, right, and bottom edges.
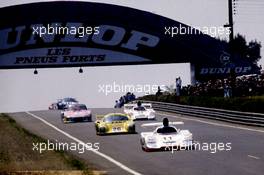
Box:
0, 1, 229, 69
0, 47, 150, 67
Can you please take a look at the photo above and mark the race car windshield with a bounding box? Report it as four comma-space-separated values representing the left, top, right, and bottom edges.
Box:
104, 115, 129, 122
134, 106, 146, 111
69, 105, 87, 111
63, 98, 78, 102
157, 127, 177, 134
77, 105, 87, 110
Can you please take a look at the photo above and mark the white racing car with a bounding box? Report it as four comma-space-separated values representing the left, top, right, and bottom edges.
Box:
124, 104, 135, 114
124, 102, 155, 120
49, 97, 79, 110
140, 118, 193, 151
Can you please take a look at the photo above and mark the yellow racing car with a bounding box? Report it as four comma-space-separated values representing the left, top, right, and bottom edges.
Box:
95, 113, 136, 135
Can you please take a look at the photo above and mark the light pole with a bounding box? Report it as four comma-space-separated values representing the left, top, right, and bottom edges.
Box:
228, 0, 234, 42
224, 0, 234, 42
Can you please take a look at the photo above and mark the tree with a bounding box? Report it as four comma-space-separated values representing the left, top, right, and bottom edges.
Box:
164, 84, 175, 94
230, 34, 261, 66
247, 40, 261, 64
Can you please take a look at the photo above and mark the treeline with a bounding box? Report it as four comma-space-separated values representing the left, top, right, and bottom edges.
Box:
138, 94, 264, 114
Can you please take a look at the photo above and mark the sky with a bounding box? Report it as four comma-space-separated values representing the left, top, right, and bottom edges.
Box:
0, 0, 263, 112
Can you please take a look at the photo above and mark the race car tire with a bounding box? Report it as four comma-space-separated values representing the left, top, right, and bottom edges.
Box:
128, 125, 135, 133
140, 139, 153, 152
83, 117, 92, 122
96, 127, 106, 135
62, 117, 66, 123
142, 145, 151, 152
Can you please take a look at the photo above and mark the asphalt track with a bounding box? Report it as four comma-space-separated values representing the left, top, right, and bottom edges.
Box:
7, 109, 264, 175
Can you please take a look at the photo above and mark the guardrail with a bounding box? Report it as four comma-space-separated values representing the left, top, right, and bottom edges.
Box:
141, 100, 264, 127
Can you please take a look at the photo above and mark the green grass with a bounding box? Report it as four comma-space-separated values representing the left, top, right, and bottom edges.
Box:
0, 114, 98, 174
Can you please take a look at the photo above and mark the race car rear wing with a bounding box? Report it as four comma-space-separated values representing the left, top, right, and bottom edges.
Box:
124, 104, 135, 110
141, 122, 184, 127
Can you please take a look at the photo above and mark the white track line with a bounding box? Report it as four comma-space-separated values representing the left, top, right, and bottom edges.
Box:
248, 155, 260, 160
25, 111, 142, 175
157, 112, 264, 133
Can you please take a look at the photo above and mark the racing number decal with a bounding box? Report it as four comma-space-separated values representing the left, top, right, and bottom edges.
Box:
112, 127, 122, 132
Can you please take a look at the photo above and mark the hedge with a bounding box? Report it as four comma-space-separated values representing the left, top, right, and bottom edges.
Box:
138, 94, 264, 113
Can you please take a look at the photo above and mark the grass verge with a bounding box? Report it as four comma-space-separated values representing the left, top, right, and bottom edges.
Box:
0, 113, 104, 175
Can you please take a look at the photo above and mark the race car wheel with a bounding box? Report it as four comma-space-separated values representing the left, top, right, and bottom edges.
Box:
53, 104, 58, 110
142, 145, 151, 152
128, 125, 135, 133
88, 116, 92, 122
83, 117, 91, 122
97, 127, 106, 135
63, 117, 67, 123
140, 139, 151, 152
140, 138, 144, 145
61, 116, 64, 122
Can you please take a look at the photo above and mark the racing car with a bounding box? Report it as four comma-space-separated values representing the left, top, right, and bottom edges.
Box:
61, 104, 92, 123
48, 102, 58, 110
124, 103, 135, 114
124, 101, 155, 120
142, 103, 155, 112
49, 97, 79, 110
124, 102, 155, 113
140, 118, 193, 151
95, 113, 135, 135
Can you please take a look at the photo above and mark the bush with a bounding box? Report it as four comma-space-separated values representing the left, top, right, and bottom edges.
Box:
138, 95, 264, 113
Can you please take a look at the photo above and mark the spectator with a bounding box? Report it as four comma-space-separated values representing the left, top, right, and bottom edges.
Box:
179, 73, 264, 97
176, 77, 182, 96
114, 100, 120, 108
115, 92, 137, 107
131, 93, 136, 101
156, 86, 162, 96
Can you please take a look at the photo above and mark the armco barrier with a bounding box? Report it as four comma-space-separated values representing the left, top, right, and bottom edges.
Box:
141, 100, 264, 127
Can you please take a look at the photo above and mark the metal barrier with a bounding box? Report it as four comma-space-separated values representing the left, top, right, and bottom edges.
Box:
141, 100, 264, 127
